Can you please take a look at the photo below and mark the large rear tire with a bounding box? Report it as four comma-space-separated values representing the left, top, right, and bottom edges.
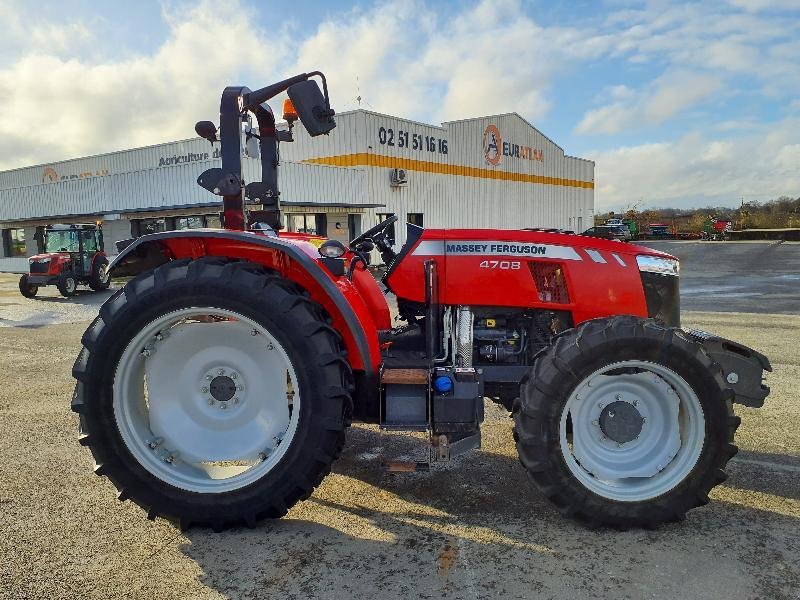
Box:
19, 274, 38, 298
89, 257, 110, 291
72, 257, 353, 530
514, 315, 738, 528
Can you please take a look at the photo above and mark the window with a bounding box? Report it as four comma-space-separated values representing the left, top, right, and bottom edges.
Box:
176, 216, 205, 230
407, 213, 423, 227
132, 218, 168, 237
45, 229, 80, 253
5, 228, 26, 256
80, 229, 98, 252
287, 213, 326, 235
205, 214, 221, 229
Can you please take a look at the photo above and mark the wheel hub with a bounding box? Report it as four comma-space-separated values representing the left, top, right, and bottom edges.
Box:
599, 400, 644, 444
209, 375, 236, 402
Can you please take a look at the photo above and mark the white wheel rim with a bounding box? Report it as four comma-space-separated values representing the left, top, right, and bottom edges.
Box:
559, 360, 705, 502
66, 278, 76, 293
113, 307, 301, 493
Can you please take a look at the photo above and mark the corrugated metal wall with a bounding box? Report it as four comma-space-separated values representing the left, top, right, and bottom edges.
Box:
0, 156, 365, 222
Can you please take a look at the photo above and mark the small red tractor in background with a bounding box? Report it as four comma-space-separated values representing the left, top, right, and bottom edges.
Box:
72, 72, 771, 531
19, 223, 110, 298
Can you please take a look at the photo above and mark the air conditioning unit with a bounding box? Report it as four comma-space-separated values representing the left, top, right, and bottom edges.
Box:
390, 168, 408, 187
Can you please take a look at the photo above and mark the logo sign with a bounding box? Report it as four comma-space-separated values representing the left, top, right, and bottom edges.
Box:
482, 124, 544, 166
41, 166, 110, 183
483, 124, 502, 165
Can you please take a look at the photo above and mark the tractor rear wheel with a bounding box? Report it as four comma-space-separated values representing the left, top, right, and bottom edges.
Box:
72, 257, 353, 530
19, 274, 38, 298
514, 315, 738, 528
89, 257, 110, 291
57, 271, 77, 297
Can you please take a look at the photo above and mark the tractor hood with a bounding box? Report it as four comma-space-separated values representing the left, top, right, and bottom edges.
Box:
385, 227, 681, 326
419, 228, 677, 261
29, 252, 71, 262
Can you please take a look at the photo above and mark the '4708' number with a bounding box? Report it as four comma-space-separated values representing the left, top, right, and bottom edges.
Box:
479, 260, 521, 270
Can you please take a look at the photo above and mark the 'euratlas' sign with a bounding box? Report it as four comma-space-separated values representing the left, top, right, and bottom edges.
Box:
158, 148, 220, 167
42, 166, 110, 183
412, 240, 582, 260
482, 124, 544, 166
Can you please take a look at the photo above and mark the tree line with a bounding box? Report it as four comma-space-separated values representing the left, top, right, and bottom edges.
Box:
596, 196, 800, 231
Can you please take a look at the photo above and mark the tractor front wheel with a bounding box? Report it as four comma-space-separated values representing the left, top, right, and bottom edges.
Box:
514, 315, 738, 528
72, 258, 353, 530
57, 271, 77, 297
19, 274, 38, 298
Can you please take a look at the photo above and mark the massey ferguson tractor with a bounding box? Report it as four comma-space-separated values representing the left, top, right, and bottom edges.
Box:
71, 72, 771, 530
19, 223, 109, 298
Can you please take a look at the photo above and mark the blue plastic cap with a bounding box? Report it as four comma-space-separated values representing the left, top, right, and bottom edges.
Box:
433, 375, 453, 393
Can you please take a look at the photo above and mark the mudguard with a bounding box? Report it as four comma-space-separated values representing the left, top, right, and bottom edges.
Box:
688, 329, 772, 407
107, 229, 380, 378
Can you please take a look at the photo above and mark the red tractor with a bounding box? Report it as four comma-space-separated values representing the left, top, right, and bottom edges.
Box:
72, 73, 771, 530
19, 224, 110, 298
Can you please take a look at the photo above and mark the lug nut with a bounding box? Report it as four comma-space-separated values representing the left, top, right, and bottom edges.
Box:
267, 343, 275, 351
575, 394, 582, 401
208, 398, 215, 405
155, 333, 163, 341
258, 452, 267, 461
617, 443, 624, 448
251, 329, 259, 336
148, 437, 163, 449
592, 420, 599, 426
206, 374, 213, 381
220, 402, 228, 410
236, 385, 243, 392
615, 393, 622, 401
632, 399, 639, 407
231, 373, 238, 379
201, 386, 208, 393
141, 349, 151, 358
233, 397, 239, 404
218, 368, 225, 375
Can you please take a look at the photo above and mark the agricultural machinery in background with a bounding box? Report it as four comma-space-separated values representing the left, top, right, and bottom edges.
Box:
19, 224, 109, 298
71, 71, 771, 531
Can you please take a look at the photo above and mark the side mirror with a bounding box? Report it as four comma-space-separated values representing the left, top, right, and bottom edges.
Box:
195, 121, 218, 143
287, 80, 336, 137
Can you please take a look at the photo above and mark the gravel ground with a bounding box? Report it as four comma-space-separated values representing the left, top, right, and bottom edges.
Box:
0, 275, 798, 599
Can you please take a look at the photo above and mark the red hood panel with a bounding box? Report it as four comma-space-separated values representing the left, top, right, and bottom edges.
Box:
421, 229, 675, 259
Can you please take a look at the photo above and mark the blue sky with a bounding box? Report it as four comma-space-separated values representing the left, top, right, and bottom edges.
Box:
1, 0, 798, 211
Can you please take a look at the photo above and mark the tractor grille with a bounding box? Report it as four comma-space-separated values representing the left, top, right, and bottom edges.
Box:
529, 261, 571, 304
640, 272, 680, 327
29, 261, 50, 274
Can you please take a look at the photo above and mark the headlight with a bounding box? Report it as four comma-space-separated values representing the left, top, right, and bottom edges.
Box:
318, 240, 346, 258
636, 255, 679, 276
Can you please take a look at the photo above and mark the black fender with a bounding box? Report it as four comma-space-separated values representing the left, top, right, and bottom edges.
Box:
687, 329, 772, 407
107, 229, 375, 380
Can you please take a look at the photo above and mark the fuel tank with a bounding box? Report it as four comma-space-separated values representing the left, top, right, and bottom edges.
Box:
384, 227, 678, 326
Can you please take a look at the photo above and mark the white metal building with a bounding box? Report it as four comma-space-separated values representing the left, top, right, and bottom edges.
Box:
0, 109, 593, 272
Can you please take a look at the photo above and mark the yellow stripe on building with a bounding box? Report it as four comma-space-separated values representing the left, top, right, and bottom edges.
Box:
303, 152, 594, 189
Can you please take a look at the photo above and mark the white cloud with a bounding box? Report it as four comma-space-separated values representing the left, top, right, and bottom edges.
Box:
592, 118, 800, 209
576, 71, 722, 134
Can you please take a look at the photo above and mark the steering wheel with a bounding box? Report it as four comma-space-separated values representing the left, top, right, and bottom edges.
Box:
349, 214, 398, 259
